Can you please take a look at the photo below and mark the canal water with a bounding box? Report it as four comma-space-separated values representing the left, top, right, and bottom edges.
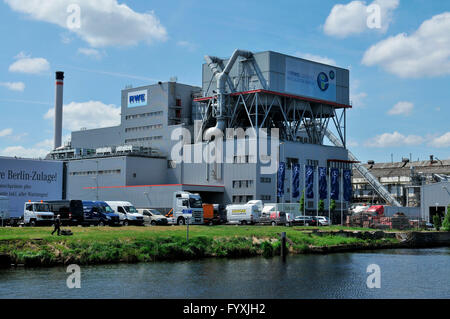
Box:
1, 248, 449, 299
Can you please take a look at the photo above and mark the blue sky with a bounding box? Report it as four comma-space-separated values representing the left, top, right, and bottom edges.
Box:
0, 0, 449, 163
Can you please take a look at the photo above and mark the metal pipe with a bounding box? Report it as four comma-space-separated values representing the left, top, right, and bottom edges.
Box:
204, 49, 253, 141
54, 71, 64, 149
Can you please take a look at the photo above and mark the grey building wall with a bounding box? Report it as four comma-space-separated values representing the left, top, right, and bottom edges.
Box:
421, 181, 450, 221
71, 82, 200, 154
72, 126, 121, 149
202, 51, 350, 105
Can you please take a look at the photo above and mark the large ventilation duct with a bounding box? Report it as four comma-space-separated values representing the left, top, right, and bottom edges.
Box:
204, 49, 253, 140
54, 71, 64, 149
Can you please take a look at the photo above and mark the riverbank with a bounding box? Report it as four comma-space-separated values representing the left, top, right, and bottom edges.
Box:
0, 226, 448, 268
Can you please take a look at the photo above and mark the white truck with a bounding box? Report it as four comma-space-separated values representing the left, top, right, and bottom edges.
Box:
105, 201, 144, 226
23, 202, 54, 226
168, 191, 204, 225
0, 196, 9, 226
226, 200, 262, 225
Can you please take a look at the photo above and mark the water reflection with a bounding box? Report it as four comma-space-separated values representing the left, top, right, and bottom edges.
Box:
0, 248, 449, 299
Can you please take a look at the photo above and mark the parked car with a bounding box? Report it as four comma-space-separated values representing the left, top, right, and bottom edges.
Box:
106, 201, 144, 226
137, 208, 168, 225
23, 202, 54, 226
202, 204, 221, 225
259, 206, 287, 226
226, 201, 261, 225
293, 216, 314, 226
316, 216, 331, 226
45, 200, 84, 225
94, 201, 121, 226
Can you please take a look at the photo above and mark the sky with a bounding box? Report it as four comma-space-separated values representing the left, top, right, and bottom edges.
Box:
0, 0, 449, 163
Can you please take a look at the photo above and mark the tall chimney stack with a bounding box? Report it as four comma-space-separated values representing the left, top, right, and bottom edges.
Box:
54, 71, 64, 149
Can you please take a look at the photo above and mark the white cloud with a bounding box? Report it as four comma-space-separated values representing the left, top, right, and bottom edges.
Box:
5, 0, 167, 47
0, 81, 25, 91
0, 128, 13, 137
429, 132, 450, 148
350, 92, 368, 107
295, 52, 336, 65
77, 48, 104, 59
387, 101, 414, 116
362, 12, 450, 78
364, 131, 425, 147
324, 0, 399, 38
44, 101, 121, 131
8, 52, 50, 74
0, 146, 50, 159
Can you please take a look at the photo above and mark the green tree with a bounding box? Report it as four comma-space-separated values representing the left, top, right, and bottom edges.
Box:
318, 200, 325, 213
299, 191, 305, 213
433, 215, 441, 231
442, 205, 450, 231
329, 199, 336, 211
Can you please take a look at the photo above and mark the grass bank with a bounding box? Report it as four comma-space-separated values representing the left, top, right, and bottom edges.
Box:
0, 226, 400, 267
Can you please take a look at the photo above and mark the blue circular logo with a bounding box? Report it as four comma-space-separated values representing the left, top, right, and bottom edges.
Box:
317, 72, 329, 91
329, 70, 335, 80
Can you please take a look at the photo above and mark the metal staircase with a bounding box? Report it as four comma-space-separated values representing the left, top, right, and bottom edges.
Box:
324, 129, 402, 207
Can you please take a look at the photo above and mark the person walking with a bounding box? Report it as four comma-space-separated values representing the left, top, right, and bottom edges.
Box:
52, 214, 61, 236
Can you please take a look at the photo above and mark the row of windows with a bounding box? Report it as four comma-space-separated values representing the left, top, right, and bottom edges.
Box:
232, 195, 254, 203
125, 124, 163, 133
69, 169, 121, 176
260, 177, 272, 183
125, 111, 163, 120
232, 180, 254, 189
124, 136, 163, 143
260, 195, 271, 201
233, 155, 256, 164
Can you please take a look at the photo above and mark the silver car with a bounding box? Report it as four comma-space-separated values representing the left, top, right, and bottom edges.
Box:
137, 209, 168, 226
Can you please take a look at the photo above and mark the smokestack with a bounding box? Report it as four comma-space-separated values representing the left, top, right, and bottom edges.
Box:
54, 71, 64, 149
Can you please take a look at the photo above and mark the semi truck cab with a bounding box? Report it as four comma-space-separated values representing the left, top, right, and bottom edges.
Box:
173, 192, 204, 225
24, 202, 54, 226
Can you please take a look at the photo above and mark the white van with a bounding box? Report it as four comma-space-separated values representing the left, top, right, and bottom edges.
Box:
105, 201, 144, 226
24, 202, 54, 226
226, 202, 261, 225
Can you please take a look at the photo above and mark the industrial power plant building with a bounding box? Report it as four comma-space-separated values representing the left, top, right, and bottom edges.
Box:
49, 50, 353, 213
1, 49, 448, 223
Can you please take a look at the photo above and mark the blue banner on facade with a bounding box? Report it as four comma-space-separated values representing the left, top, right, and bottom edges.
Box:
277, 162, 286, 197
343, 169, 352, 202
292, 163, 300, 199
319, 167, 327, 200
330, 168, 339, 200
305, 165, 314, 199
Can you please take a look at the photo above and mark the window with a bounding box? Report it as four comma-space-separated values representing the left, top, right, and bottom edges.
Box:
261, 195, 271, 201
176, 98, 182, 106
306, 159, 319, 167
286, 157, 299, 169
260, 177, 271, 183
125, 111, 163, 120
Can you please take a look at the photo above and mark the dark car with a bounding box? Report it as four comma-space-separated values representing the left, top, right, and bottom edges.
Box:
95, 201, 121, 226
82, 201, 120, 226
45, 200, 84, 226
